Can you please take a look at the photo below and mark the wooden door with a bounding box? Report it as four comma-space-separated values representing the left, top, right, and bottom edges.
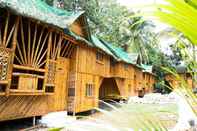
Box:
54, 57, 70, 111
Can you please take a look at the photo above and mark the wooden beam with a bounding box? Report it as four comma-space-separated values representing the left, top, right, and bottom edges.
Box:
13, 64, 46, 72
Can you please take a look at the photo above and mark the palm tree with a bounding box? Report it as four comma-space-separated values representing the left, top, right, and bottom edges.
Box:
120, 16, 158, 64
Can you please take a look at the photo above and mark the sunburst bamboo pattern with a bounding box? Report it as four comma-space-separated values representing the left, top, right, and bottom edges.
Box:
15, 17, 49, 68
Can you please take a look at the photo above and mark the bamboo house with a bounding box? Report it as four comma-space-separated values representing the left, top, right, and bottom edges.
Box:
0, 0, 156, 121
165, 65, 194, 89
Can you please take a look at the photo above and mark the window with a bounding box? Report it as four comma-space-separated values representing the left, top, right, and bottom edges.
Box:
68, 88, 75, 96
124, 64, 129, 70
96, 51, 103, 62
86, 83, 94, 97
110, 58, 116, 67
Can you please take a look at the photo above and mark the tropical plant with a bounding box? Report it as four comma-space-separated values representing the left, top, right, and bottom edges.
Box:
119, 16, 159, 64
150, 0, 197, 85
145, 0, 197, 124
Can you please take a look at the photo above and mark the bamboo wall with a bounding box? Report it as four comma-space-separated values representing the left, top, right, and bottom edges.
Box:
70, 19, 85, 38
142, 73, 155, 93
68, 44, 145, 112
0, 8, 156, 120
110, 62, 135, 78
0, 96, 49, 121
74, 73, 100, 112
134, 67, 143, 92
77, 46, 110, 76
68, 45, 111, 112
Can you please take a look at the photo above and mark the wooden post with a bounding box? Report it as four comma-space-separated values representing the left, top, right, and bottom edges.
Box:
6, 16, 19, 96
73, 46, 79, 116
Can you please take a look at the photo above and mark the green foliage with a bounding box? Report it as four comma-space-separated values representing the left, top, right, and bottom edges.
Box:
120, 17, 158, 64
153, 0, 197, 45
48, 127, 63, 131
51, 0, 130, 46
141, 2, 197, 129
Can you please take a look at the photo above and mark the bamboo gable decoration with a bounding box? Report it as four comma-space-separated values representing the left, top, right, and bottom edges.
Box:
0, 0, 157, 121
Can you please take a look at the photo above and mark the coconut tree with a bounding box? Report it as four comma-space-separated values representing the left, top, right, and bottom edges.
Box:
120, 16, 158, 64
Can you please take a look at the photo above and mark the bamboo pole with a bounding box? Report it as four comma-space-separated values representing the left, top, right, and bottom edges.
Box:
14, 54, 23, 65
61, 41, 70, 57
5, 24, 15, 47
16, 41, 25, 64
52, 33, 57, 59
37, 50, 47, 68
38, 60, 47, 68
27, 20, 31, 66
55, 35, 62, 59
31, 24, 37, 66
20, 17, 28, 65
67, 45, 75, 58
34, 32, 49, 67
33, 27, 44, 66
65, 43, 72, 57
3, 11, 9, 47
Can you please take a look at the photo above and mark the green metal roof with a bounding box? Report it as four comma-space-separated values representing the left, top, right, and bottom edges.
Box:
0, 0, 84, 29
66, 30, 94, 46
99, 39, 141, 66
91, 36, 118, 58
107, 44, 132, 63
141, 64, 153, 73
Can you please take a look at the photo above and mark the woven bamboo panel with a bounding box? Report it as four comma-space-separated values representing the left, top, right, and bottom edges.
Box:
46, 60, 57, 85
0, 48, 10, 81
